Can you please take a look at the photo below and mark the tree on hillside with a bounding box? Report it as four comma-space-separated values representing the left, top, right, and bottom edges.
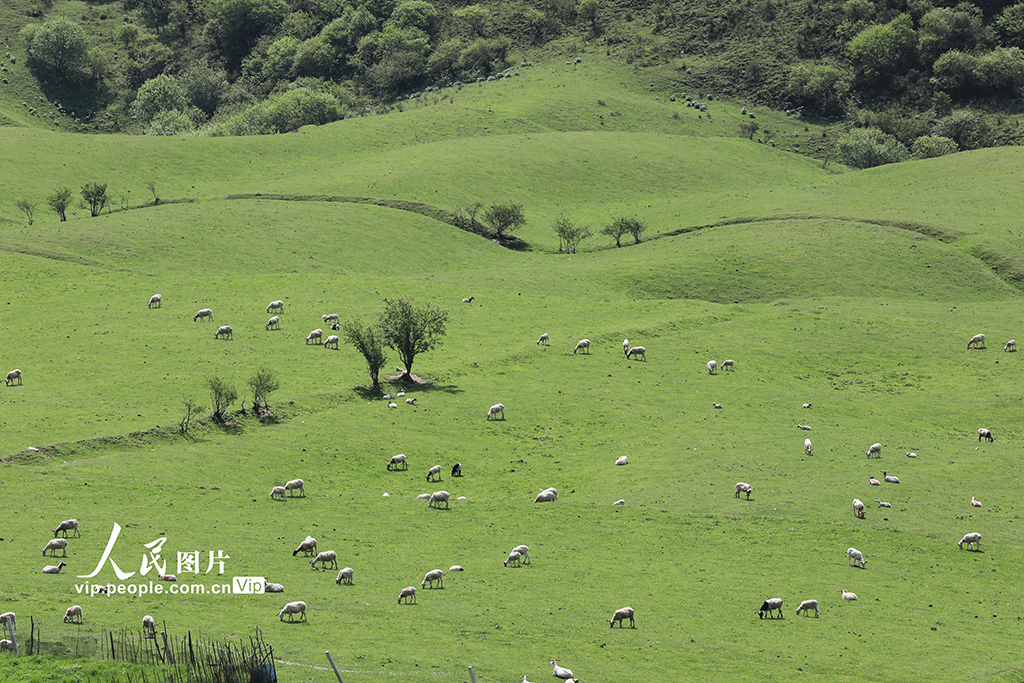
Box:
602, 218, 629, 247
552, 217, 592, 253
206, 375, 238, 422
16, 199, 38, 226
835, 128, 911, 168
247, 367, 280, 413
179, 396, 204, 434
578, 0, 601, 34
82, 182, 109, 217
627, 217, 647, 244
20, 16, 95, 84
377, 298, 448, 382
343, 319, 388, 393
483, 202, 526, 239
47, 186, 73, 221
847, 14, 918, 87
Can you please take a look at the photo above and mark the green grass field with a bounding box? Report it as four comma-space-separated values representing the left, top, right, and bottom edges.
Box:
2, 53, 1024, 683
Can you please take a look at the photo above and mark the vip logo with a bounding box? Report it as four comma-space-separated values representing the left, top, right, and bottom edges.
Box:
232, 577, 266, 594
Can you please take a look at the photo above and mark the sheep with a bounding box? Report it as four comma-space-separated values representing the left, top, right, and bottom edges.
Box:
63, 605, 83, 623
537, 333, 549, 345
1, 612, 15, 632
867, 442, 882, 458
449, 565, 464, 572
735, 482, 753, 499
406, 397, 417, 405
323, 335, 339, 349
292, 536, 317, 557
266, 316, 280, 330
422, 569, 444, 589
428, 490, 450, 509
795, 599, 819, 617
876, 499, 891, 508
841, 589, 858, 601
615, 455, 628, 465
613, 499, 626, 505
707, 360, 717, 374
264, 581, 285, 593
54, 519, 80, 537
869, 476, 881, 486
426, 465, 442, 482
451, 463, 462, 477
322, 314, 339, 324
267, 300, 284, 314
485, 403, 505, 420
0, 640, 15, 652
388, 454, 408, 471
193, 308, 213, 322
462, 297, 474, 303
712, 402, 723, 409
797, 424, 812, 431
310, 550, 338, 571
398, 586, 417, 604
397, 391, 405, 397
626, 346, 646, 361
550, 660, 575, 680
504, 550, 522, 567
758, 598, 784, 619
214, 325, 233, 340
5, 369, 22, 386
971, 496, 982, 507
967, 333, 986, 349
958, 532, 981, 551
802, 403, 812, 409
847, 547, 867, 568
42, 538, 68, 557
906, 451, 918, 458
148, 294, 162, 309
623, 338, 629, 355
285, 479, 305, 497
336, 567, 354, 585
271, 486, 286, 500
609, 606, 635, 627
978, 428, 994, 442
1005, 339, 1016, 352
882, 471, 899, 484
142, 615, 156, 636
306, 328, 323, 345
573, 339, 591, 354
388, 402, 398, 409
804, 438, 812, 455
330, 320, 340, 331
852, 499, 866, 518
277, 601, 306, 621
534, 490, 557, 503
722, 359, 735, 371
541, 487, 558, 500
512, 545, 532, 565
158, 574, 177, 581
417, 493, 431, 500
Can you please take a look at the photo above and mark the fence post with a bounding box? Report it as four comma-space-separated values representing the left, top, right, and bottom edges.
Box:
161, 630, 175, 665
5, 615, 16, 654
469, 665, 477, 683
325, 651, 345, 683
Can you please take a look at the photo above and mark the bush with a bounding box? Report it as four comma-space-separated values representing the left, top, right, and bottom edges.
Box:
932, 109, 990, 150
996, 3, 1024, 49
785, 62, 852, 116
131, 74, 188, 125
911, 135, 959, 159
918, 6, 986, 65
931, 50, 978, 95
847, 14, 917, 86
974, 48, 1024, 97
146, 109, 197, 136
213, 87, 341, 135
458, 36, 511, 76
20, 16, 94, 84
835, 128, 911, 168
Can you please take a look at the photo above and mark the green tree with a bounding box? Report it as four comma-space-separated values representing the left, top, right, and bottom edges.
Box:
179, 396, 204, 434
206, 375, 239, 422
207, 0, 289, 70
146, 109, 197, 136
47, 186, 72, 221
911, 135, 959, 159
932, 109, 991, 150
602, 218, 629, 247
81, 182, 109, 217
847, 14, 918, 86
453, 5, 492, 38
20, 16, 93, 83
483, 202, 526, 238
342, 319, 388, 392
785, 63, 852, 116
16, 199, 37, 225
377, 298, 448, 382
626, 217, 647, 244
931, 49, 978, 95
835, 128, 911, 168
918, 6, 987, 65
392, 1, 440, 34
552, 217, 591, 253
178, 62, 230, 117
996, 3, 1024, 49
578, 0, 601, 33
738, 119, 760, 139
131, 75, 189, 125
247, 367, 280, 413
458, 36, 511, 75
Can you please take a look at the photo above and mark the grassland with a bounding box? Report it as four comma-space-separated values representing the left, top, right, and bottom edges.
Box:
2, 53, 1024, 683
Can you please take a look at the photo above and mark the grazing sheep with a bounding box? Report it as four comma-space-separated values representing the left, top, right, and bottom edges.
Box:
306, 328, 323, 344
330, 320, 340, 331
882, 471, 900, 484
422, 569, 444, 588
797, 424, 812, 431
615, 455, 628, 465
512, 545, 531, 565
214, 325, 233, 340
537, 333, 549, 345
869, 477, 881, 486
336, 567, 354, 585
550, 660, 575, 680
158, 574, 177, 581
193, 308, 213, 322
795, 599, 819, 617
449, 565, 464, 572
504, 550, 522, 568
735, 482, 753, 499
707, 360, 717, 374
427, 465, 442, 482
623, 338, 629, 355
613, 499, 626, 505
271, 486, 286, 500
42, 538, 68, 557
148, 294, 162, 309
428, 490, 450, 509
758, 598, 784, 619
802, 403, 812, 409
398, 587, 417, 604
853, 498, 866, 518
722, 359, 735, 371
54, 519, 80, 538
967, 333, 986, 349
267, 300, 284, 314
804, 438, 812, 455
906, 452, 918, 458
266, 316, 280, 330
5, 369, 22, 386
958, 532, 981, 550
1, 613, 16, 632
277, 601, 306, 621
609, 606, 635, 628
978, 428, 994, 442
626, 346, 646, 361
462, 297, 474, 303
292, 536, 317, 557
406, 397, 416, 405
142, 615, 156, 636
876, 499, 891, 508
285, 479, 305, 497
534, 490, 557, 503
310, 550, 338, 571
388, 454, 408, 471
322, 314, 339, 324
1004, 339, 1016, 352
416, 493, 431, 500
451, 463, 462, 477
323, 335, 339, 349
264, 581, 284, 593
485, 403, 505, 420
63, 605, 83, 623
841, 589, 858, 601
847, 547, 867, 568
971, 496, 982, 507
867, 442, 882, 458
573, 339, 591, 354
0, 640, 13, 652
712, 402, 723, 409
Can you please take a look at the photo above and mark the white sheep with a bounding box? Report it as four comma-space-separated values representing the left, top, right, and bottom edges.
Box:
1, 612, 15, 632
971, 496, 982, 507
426, 465, 442, 482
978, 428, 994, 442
906, 451, 918, 458
54, 519, 80, 537
193, 308, 213, 322
42, 538, 68, 557
626, 346, 646, 361
310, 550, 338, 570
292, 536, 317, 557
1004, 339, 1016, 352
158, 574, 177, 581
534, 490, 557, 503
795, 599, 819, 617
270, 486, 286, 500
804, 438, 812, 455
406, 397, 416, 405
485, 403, 505, 420
142, 615, 156, 635
852, 499, 866, 518
428, 490, 450, 509
847, 547, 867, 568
869, 476, 881, 486
541, 487, 558, 499
422, 569, 444, 588
876, 498, 891, 508
802, 403, 812, 409
417, 493, 431, 500
285, 479, 305, 497
267, 300, 284, 314
398, 587, 417, 604
550, 660, 575, 680
757, 598, 783, 619
336, 567, 354, 585
277, 601, 306, 621
324, 335, 339, 349
63, 605, 83, 623
841, 589, 858, 601
573, 339, 591, 354
450, 565, 464, 571
462, 297, 474, 303
387, 454, 408, 471
613, 499, 625, 505
882, 471, 900, 484
214, 325, 233, 340
264, 581, 285, 593
609, 606, 634, 627
148, 294, 162, 309
722, 359, 735, 371
735, 482, 753, 499
504, 550, 522, 567
958, 532, 981, 550
623, 338, 629, 355
512, 545, 531, 565
322, 313, 339, 324
266, 316, 280, 330
707, 360, 717, 374
537, 333, 549, 345
797, 424, 812, 431
615, 455, 628, 465
867, 442, 882, 458
0, 640, 13, 652
397, 391, 405, 397
5, 369, 22, 386
306, 328, 323, 344
967, 333, 986, 349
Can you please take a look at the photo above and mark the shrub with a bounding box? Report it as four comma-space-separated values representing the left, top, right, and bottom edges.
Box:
931, 50, 978, 95
847, 14, 918, 86
995, 3, 1024, 49
213, 88, 341, 135
917, 6, 986, 65
932, 109, 990, 150
835, 128, 911, 168
131, 74, 188, 125
458, 36, 511, 76
20, 16, 94, 84
911, 135, 959, 159
785, 62, 852, 116
146, 109, 197, 136
974, 48, 1024, 97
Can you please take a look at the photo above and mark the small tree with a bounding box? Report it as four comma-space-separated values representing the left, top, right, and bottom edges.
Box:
602, 217, 632, 247
626, 217, 647, 244
483, 202, 526, 239
206, 375, 238, 422
82, 182, 109, 217
377, 298, 448, 381
16, 199, 37, 225
578, 0, 600, 33
343, 319, 388, 393
739, 120, 760, 140
47, 186, 72, 221
247, 367, 280, 413
146, 181, 160, 205
552, 217, 592, 254
179, 396, 204, 434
